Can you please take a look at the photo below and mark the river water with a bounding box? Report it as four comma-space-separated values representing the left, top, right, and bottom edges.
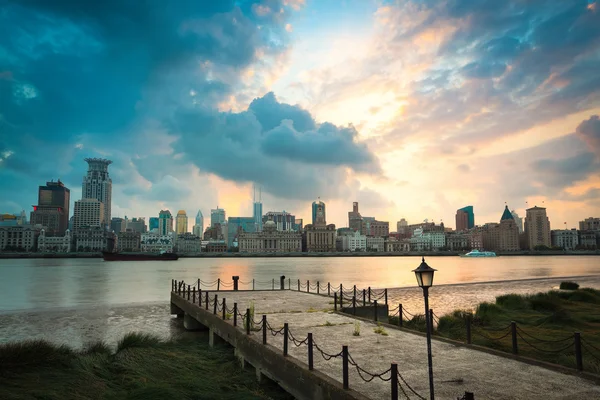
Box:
1, 256, 599, 347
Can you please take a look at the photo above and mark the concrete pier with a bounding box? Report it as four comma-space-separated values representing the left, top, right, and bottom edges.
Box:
171, 288, 600, 400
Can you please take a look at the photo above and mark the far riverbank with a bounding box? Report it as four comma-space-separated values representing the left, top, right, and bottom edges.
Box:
1, 250, 599, 259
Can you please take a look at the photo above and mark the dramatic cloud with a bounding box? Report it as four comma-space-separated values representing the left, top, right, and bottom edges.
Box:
576, 115, 600, 155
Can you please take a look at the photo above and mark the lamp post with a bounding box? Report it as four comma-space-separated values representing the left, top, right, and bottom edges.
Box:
412, 257, 437, 400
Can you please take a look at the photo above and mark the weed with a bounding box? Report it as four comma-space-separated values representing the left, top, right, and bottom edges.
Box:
373, 323, 388, 336
353, 322, 361, 336
324, 321, 334, 326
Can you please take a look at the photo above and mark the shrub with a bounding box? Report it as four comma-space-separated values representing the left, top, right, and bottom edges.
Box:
116, 333, 163, 353
559, 281, 579, 290
496, 294, 526, 310
475, 302, 503, 325
404, 314, 427, 332
527, 293, 562, 312
567, 290, 600, 304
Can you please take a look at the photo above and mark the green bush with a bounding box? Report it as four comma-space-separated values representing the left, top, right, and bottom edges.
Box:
527, 292, 562, 312
496, 294, 527, 310
475, 302, 504, 325
82, 341, 112, 356
404, 314, 427, 332
559, 281, 579, 290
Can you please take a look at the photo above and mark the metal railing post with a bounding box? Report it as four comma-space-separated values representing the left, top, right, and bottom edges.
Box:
374, 300, 378, 322
352, 296, 356, 315
213, 295, 218, 315
391, 363, 398, 400
385, 289, 388, 305
342, 345, 349, 389
283, 323, 289, 356
307, 280, 310, 293
328, 282, 331, 296
205, 291, 209, 310
217, 278, 220, 291
193, 288, 196, 303
222, 298, 226, 319
398, 304, 403, 327
334, 292, 338, 311
317, 281, 320, 294
246, 309, 251, 335
187, 285, 190, 300
368, 286, 371, 303
233, 303, 238, 327
511, 321, 518, 355
262, 315, 267, 345
363, 289, 366, 306
308, 333, 314, 370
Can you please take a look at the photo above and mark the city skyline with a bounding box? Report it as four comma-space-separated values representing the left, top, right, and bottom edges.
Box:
1, 1, 599, 229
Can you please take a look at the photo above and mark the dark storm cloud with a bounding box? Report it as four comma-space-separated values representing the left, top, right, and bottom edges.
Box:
169, 92, 381, 200
531, 152, 598, 189
576, 115, 600, 156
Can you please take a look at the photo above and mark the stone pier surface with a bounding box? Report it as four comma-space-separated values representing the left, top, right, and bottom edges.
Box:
173, 290, 600, 400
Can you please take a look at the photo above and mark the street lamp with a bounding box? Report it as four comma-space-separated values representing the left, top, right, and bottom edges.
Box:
412, 257, 437, 400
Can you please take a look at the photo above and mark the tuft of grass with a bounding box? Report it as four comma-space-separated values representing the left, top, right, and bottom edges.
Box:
324, 321, 334, 326
116, 333, 163, 353
496, 294, 526, 310
559, 281, 579, 290
404, 314, 427, 332
353, 321, 360, 336
373, 323, 388, 336
0, 340, 74, 374
82, 341, 112, 356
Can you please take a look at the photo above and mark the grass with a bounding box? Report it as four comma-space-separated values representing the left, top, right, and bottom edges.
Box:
433, 285, 600, 373
353, 322, 360, 336
373, 323, 388, 336
0, 333, 293, 400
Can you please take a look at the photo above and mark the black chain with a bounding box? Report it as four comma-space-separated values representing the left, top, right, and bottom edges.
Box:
347, 353, 392, 382
516, 331, 574, 354
516, 327, 573, 343
288, 329, 309, 347
313, 342, 343, 360
398, 370, 426, 400
472, 326, 511, 341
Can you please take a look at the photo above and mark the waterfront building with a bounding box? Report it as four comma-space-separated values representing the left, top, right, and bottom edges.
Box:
111, 217, 126, 233
407, 221, 444, 237
366, 236, 385, 251
158, 210, 173, 235
263, 211, 296, 231
140, 232, 174, 253
205, 240, 227, 252
311, 200, 326, 226
481, 206, 520, 251
511, 210, 524, 234
348, 202, 363, 233
551, 229, 579, 250
175, 233, 202, 253
75, 226, 115, 252
367, 220, 389, 237
409, 228, 446, 251
211, 207, 226, 227
457, 206, 475, 229
455, 209, 469, 232
238, 221, 302, 253
175, 210, 188, 234
82, 158, 112, 228
116, 230, 141, 252
384, 238, 410, 252
340, 230, 367, 252
37, 228, 71, 253
446, 232, 470, 251
578, 231, 598, 249
227, 216, 256, 247
525, 206, 551, 249
253, 185, 263, 232
126, 217, 146, 233
579, 217, 600, 231
0, 225, 40, 252
305, 200, 336, 252
396, 218, 408, 235
73, 198, 105, 230
30, 180, 70, 235
193, 210, 204, 237
293, 218, 303, 231
465, 228, 484, 250
149, 217, 159, 231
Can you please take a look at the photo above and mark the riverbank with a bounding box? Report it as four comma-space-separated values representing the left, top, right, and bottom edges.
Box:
390, 283, 600, 373
1, 250, 599, 259
0, 332, 291, 400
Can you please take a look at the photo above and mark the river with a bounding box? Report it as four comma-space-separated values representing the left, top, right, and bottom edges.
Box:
1, 256, 599, 347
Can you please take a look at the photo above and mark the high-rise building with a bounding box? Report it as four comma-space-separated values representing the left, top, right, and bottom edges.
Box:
82, 158, 112, 228
348, 202, 363, 232
312, 199, 326, 226
30, 179, 70, 235
396, 219, 408, 234
263, 211, 296, 231
481, 206, 520, 251
457, 206, 474, 230
455, 209, 469, 232
175, 210, 188, 234
149, 217, 159, 231
111, 217, 126, 233
511, 210, 524, 234
126, 217, 147, 233
211, 207, 226, 227
193, 210, 204, 237
158, 210, 173, 235
227, 216, 256, 247
73, 198, 104, 230
525, 206, 551, 250
253, 184, 263, 232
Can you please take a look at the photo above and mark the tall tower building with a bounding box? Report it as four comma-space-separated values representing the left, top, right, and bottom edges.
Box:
348, 202, 363, 232
73, 198, 104, 230
30, 179, 70, 234
253, 184, 263, 232
511, 210, 523, 234
193, 210, 204, 237
312, 199, 326, 226
149, 217, 159, 231
158, 210, 173, 235
525, 206, 551, 250
175, 210, 188, 234
82, 158, 112, 228
211, 207, 226, 227
457, 206, 474, 230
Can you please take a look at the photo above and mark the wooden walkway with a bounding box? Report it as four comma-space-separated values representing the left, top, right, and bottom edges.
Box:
171, 286, 600, 400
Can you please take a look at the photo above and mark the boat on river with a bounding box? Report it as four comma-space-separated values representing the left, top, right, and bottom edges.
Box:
102, 251, 179, 261
460, 249, 497, 258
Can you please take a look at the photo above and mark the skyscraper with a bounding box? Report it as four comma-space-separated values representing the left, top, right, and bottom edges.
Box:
457, 206, 474, 230
511, 210, 523, 234
193, 210, 204, 237
158, 210, 173, 235
348, 202, 362, 232
525, 206, 551, 250
211, 207, 226, 227
149, 217, 159, 231
82, 158, 112, 228
30, 179, 70, 234
73, 198, 104, 230
396, 218, 408, 234
455, 209, 469, 232
253, 185, 263, 232
175, 210, 188, 234
312, 199, 326, 226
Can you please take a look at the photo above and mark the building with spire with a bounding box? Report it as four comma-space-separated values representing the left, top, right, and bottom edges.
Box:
481, 205, 520, 251
82, 158, 112, 229
175, 210, 188, 234
193, 210, 204, 237
253, 184, 263, 232
211, 207, 226, 227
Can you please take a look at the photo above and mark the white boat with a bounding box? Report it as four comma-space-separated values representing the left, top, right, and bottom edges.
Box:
460, 249, 497, 257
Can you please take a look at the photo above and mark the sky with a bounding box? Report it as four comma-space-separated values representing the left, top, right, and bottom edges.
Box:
1, 0, 600, 231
